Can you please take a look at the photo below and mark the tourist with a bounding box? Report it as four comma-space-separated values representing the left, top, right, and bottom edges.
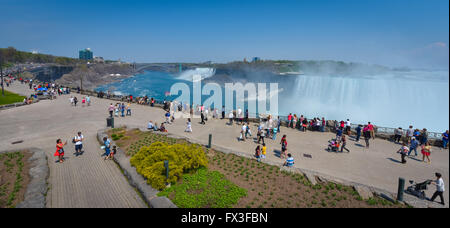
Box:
126, 103, 132, 116
355, 125, 362, 142
261, 143, 267, 160
368, 122, 375, 140
394, 127, 403, 143
82, 97, 86, 107
421, 142, 432, 163
287, 113, 292, 128
108, 103, 114, 117
442, 130, 449, 149
245, 124, 252, 139
160, 123, 167, 132
345, 119, 351, 135
110, 145, 116, 160
321, 118, 326, 132
103, 137, 111, 160
245, 109, 249, 123
280, 135, 288, 159
301, 118, 308, 132
221, 106, 225, 119
413, 129, 421, 141
406, 125, 414, 143
200, 111, 206, 125
153, 122, 160, 131
336, 127, 343, 142
70, 96, 74, 106
86, 95, 91, 106
74, 131, 84, 156
73, 97, 78, 106
228, 111, 234, 125
147, 121, 154, 130
255, 145, 261, 162
340, 135, 350, 153
272, 126, 278, 140
165, 111, 171, 124
185, 118, 192, 133
420, 128, 428, 146
236, 107, 242, 124
363, 125, 371, 148
408, 137, 419, 157
257, 124, 265, 144
397, 143, 409, 164
114, 104, 119, 117
293, 114, 298, 129
121, 103, 125, 117
430, 173, 445, 205
284, 153, 294, 167
240, 123, 247, 141
277, 116, 281, 133
54, 139, 68, 163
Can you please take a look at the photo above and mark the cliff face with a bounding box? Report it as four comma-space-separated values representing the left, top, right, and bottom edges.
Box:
56, 63, 136, 90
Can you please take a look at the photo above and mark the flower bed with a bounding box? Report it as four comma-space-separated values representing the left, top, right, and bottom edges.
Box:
0, 151, 32, 208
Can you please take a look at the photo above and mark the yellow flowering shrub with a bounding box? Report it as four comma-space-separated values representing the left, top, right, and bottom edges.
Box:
130, 142, 208, 190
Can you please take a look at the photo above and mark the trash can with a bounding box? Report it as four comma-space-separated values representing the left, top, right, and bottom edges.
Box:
107, 117, 114, 128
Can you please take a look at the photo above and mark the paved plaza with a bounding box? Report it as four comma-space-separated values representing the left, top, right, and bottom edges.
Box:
0, 82, 448, 207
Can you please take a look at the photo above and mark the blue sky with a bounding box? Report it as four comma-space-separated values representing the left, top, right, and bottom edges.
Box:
1, 0, 448, 68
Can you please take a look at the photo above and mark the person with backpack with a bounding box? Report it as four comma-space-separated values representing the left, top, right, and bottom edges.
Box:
397, 143, 409, 164
408, 137, 419, 157
74, 131, 84, 156
355, 125, 362, 142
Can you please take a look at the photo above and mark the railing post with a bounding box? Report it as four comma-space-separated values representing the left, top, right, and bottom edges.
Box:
208, 134, 212, 148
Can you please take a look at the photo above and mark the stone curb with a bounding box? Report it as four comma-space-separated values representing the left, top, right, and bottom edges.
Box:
0, 148, 49, 208
97, 128, 177, 208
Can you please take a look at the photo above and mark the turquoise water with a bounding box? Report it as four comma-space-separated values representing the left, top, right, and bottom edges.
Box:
96, 71, 187, 101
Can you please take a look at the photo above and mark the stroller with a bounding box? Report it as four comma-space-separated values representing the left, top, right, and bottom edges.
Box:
327, 139, 340, 152
404, 179, 432, 200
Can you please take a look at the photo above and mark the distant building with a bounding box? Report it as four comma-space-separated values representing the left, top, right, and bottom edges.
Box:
79, 48, 93, 60
94, 56, 104, 63
252, 57, 261, 63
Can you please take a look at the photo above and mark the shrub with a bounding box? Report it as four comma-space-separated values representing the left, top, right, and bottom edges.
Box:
130, 142, 208, 190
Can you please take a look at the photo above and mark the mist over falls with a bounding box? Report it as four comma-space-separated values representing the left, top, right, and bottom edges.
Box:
97, 62, 449, 132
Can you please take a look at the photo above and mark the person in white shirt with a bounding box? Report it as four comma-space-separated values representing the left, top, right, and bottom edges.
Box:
70, 96, 74, 106
147, 121, 154, 130
237, 108, 242, 125
240, 124, 247, 141
345, 119, 351, 136
229, 111, 234, 125
74, 132, 84, 156
185, 118, 192, 133
430, 173, 445, 205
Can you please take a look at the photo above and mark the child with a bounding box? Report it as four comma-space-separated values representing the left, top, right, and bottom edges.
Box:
255, 145, 261, 162
397, 143, 409, 164
261, 143, 267, 160
284, 153, 294, 167
272, 127, 278, 140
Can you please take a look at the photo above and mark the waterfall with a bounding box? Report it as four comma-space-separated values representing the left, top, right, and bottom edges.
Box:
282, 70, 449, 132
177, 68, 216, 82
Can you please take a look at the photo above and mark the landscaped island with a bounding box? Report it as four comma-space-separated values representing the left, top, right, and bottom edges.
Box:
108, 127, 406, 208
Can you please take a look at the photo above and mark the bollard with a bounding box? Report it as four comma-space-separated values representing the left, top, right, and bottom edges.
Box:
164, 160, 169, 181
397, 178, 405, 201
208, 134, 212, 148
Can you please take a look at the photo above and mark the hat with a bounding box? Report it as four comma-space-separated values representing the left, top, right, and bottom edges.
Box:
411, 137, 416, 140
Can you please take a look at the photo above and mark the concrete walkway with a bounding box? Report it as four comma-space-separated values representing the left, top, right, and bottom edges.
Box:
1, 82, 448, 207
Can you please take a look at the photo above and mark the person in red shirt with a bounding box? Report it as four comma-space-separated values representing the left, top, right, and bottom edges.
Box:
54, 139, 68, 163
368, 122, 375, 140
287, 114, 292, 128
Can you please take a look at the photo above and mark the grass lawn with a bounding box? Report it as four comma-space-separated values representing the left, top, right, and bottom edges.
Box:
0, 90, 26, 105
0, 151, 32, 208
109, 127, 406, 208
